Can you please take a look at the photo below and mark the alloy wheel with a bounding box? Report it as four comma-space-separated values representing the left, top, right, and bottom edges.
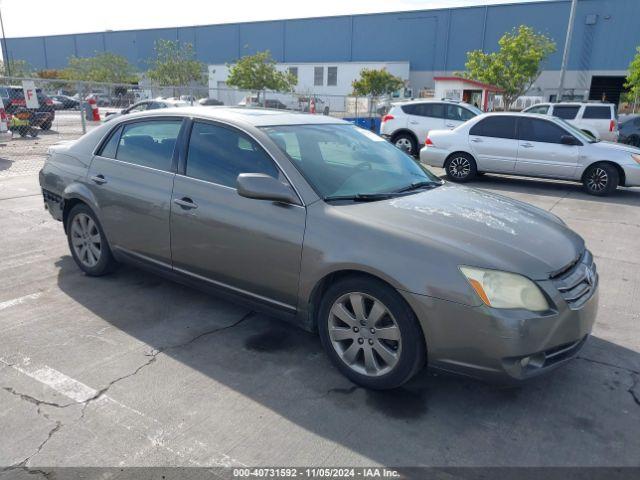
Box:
328, 292, 401, 377
448, 157, 471, 179
395, 137, 413, 154
70, 213, 102, 268
587, 167, 608, 193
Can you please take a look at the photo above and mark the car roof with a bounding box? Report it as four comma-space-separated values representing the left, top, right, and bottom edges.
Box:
117, 106, 349, 127
392, 98, 466, 106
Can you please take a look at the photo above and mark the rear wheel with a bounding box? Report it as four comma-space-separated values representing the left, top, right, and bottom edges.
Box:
41, 121, 52, 131
66, 204, 116, 276
392, 133, 418, 157
318, 276, 426, 389
582, 163, 619, 196
444, 153, 477, 182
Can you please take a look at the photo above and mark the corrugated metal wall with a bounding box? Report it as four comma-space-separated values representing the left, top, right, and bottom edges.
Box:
3, 0, 639, 72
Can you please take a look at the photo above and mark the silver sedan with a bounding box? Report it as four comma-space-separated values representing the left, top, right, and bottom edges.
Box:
40, 107, 598, 389
420, 112, 640, 195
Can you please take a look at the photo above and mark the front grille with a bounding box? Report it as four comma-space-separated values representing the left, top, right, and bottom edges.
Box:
550, 250, 597, 309
543, 336, 587, 366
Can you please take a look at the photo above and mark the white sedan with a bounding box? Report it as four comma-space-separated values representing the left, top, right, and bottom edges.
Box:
420, 112, 640, 196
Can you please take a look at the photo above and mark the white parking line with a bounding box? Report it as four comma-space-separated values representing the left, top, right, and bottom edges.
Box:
0, 292, 42, 312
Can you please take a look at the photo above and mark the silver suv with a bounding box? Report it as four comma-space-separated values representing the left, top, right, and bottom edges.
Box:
40, 107, 598, 388
380, 99, 481, 156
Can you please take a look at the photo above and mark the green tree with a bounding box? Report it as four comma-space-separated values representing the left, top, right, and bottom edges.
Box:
0, 59, 33, 77
624, 46, 640, 107
351, 68, 404, 115
460, 25, 556, 111
226, 50, 297, 104
62, 52, 136, 84
146, 39, 204, 86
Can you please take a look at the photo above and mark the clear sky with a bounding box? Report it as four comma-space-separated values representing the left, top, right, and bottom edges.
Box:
0, 0, 555, 38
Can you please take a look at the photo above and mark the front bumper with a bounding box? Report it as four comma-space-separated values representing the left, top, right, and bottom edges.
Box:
402, 254, 599, 382
622, 162, 640, 187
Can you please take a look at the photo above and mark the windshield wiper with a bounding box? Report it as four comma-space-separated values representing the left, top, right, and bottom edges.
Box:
323, 192, 401, 202
393, 180, 442, 193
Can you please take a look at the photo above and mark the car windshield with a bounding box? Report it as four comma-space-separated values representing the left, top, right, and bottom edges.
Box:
262, 124, 440, 200
554, 117, 598, 143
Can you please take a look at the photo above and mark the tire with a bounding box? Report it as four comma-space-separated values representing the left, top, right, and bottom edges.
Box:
444, 153, 477, 183
66, 204, 116, 276
318, 276, 426, 390
41, 121, 52, 131
582, 163, 619, 196
392, 133, 418, 157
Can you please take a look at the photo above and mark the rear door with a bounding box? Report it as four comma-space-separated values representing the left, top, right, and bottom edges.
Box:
87, 118, 183, 264
468, 116, 518, 172
170, 120, 306, 309
515, 117, 580, 178
406, 103, 445, 143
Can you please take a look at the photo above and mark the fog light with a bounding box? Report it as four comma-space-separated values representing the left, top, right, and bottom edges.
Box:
520, 357, 530, 368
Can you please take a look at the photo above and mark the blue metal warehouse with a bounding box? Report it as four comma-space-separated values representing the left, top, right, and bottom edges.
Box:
3, 0, 639, 102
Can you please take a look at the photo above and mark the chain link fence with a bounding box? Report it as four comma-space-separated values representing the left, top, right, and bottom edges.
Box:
0, 76, 385, 179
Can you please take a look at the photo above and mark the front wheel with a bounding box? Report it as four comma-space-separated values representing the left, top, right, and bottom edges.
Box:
66, 204, 117, 276
582, 163, 619, 196
444, 153, 477, 182
318, 276, 426, 389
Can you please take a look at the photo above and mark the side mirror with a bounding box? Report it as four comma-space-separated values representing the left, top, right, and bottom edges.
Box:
237, 173, 298, 205
561, 135, 579, 146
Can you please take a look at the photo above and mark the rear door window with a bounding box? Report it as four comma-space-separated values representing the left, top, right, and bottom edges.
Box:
518, 118, 568, 144
552, 106, 580, 120
469, 116, 517, 139
583, 106, 611, 119
414, 103, 445, 118
115, 120, 182, 171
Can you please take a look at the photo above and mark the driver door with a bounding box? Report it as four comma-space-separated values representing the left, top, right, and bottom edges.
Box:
170, 120, 306, 309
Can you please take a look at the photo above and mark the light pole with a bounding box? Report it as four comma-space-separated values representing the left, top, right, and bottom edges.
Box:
557, 0, 578, 102
0, 1, 10, 77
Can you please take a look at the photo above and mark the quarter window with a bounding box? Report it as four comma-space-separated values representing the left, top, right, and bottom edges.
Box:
518, 118, 569, 144
98, 126, 122, 158
115, 120, 182, 171
186, 122, 282, 188
469, 116, 517, 139
552, 106, 580, 119
583, 106, 611, 119
526, 105, 550, 114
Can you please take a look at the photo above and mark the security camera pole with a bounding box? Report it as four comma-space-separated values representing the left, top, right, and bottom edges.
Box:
557, 0, 578, 102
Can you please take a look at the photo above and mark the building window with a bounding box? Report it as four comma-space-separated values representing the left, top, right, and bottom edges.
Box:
314, 66, 324, 86
327, 66, 337, 86
288, 67, 298, 83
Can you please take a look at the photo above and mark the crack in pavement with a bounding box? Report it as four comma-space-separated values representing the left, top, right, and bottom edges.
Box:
629, 374, 640, 407
1, 310, 255, 469
575, 355, 640, 375
576, 356, 640, 409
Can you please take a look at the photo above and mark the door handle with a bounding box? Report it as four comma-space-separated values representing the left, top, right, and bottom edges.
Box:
471, 138, 483, 143
446, 123, 455, 128
521, 143, 534, 148
409, 121, 419, 125
90, 174, 107, 185
173, 197, 198, 209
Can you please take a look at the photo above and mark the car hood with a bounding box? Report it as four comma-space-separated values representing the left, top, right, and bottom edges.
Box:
589, 140, 640, 154
340, 184, 584, 280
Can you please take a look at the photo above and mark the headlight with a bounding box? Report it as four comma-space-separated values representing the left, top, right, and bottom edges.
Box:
459, 266, 549, 312
632, 154, 640, 165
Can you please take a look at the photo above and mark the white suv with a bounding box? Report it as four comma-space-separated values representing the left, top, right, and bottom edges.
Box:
522, 102, 619, 142
380, 99, 482, 156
